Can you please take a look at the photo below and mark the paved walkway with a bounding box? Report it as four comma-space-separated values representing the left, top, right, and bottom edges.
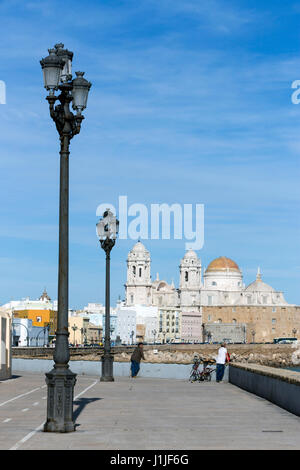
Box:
1, 372, 300, 450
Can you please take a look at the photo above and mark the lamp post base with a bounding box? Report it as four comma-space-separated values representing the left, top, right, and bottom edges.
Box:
44, 365, 77, 433
100, 353, 114, 382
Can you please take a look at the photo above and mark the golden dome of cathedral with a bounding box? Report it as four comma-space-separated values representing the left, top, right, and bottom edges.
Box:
205, 256, 240, 272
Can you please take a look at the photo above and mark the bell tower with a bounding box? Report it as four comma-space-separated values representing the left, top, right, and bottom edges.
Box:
125, 241, 152, 306
179, 249, 201, 311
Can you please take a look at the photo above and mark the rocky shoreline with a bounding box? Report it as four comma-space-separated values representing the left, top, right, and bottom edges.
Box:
12, 343, 300, 368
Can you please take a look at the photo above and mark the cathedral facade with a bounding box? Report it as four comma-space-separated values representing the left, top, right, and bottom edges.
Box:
124, 241, 290, 311
124, 241, 299, 343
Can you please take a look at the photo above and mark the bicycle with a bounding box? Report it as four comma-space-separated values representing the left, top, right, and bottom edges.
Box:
189, 356, 215, 383
198, 360, 215, 381
189, 357, 202, 382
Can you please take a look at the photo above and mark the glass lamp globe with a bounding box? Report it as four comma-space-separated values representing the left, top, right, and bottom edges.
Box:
72, 72, 92, 114
54, 43, 73, 83
40, 49, 64, 94
96, 209, 119, 241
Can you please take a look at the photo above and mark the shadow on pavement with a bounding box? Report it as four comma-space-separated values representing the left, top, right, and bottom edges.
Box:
0, 375, 22, 382
73, 397, 103, 425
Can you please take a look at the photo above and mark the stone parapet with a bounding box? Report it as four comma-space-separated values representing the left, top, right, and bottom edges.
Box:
229, 362, 300, 385
229, 362, 300, 416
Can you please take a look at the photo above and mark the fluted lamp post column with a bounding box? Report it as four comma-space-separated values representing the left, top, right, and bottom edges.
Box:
96, 209, 119, 382
40, 43, 91, 432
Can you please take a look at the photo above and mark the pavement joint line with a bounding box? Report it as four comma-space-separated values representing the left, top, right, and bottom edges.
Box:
9, 379, 98, 451
0, 385, 46, 408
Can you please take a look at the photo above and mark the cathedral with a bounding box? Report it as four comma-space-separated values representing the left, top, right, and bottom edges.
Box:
124, 241, 300, 343
125, 241, 289, 311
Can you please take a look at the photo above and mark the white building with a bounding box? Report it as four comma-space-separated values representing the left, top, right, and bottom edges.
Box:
2, 289, 57, 311
115, 303, 136, 344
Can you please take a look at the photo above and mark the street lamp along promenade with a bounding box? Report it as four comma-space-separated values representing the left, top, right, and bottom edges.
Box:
96, 209, 119, 382
40, 43, 91, 433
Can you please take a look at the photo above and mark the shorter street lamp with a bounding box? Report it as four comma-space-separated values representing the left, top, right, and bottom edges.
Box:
96, 209, 119, 382
130, 330, 135, 345
72, 325, 78, 345
35, 325, 50, 347
152, 329, 157, 344
81, 327, 87, 345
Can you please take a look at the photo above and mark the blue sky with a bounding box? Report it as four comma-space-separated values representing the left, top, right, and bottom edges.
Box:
0, 0, 300, 308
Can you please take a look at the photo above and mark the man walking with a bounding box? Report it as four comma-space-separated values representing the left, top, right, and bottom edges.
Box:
130, 342, 145, 378
215, 342, 228, 383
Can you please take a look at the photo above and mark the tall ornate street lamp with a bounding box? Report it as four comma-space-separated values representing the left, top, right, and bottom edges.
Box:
96, 209, 119, 382
40, 43, 91, 433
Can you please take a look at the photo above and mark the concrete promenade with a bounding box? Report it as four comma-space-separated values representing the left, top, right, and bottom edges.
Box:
1, 372, 300, 450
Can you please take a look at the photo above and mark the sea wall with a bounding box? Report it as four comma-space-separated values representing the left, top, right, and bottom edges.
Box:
12, 343, 300, 368
229, 363, 300, 416
11, 358, 229, 381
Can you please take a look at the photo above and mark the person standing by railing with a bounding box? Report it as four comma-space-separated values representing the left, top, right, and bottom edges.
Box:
215, 342, 229, 383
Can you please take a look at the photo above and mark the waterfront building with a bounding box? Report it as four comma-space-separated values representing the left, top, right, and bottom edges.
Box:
124, 242, 299, 343
157, 308, 181, 343
12, 318, 49, 347
68, 314, 102, 345
181, 310, 202, 343
115, 303, 136, 344
2, 289, 57, 339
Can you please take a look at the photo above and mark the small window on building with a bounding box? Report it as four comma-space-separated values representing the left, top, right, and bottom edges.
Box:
207, 315, 211, 321
272, 318, 276, 324
208, 296, 213, 306
139, 267, 142, 277
232, 319, 237, 324
185, 271, 188, 282
133, 266, 136, 276
130, 295, 134, 304
272, 307, 276, 313
212, 281, 217, 286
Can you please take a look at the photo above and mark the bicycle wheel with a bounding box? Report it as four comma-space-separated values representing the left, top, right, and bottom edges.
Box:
189, 371, 196, 382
